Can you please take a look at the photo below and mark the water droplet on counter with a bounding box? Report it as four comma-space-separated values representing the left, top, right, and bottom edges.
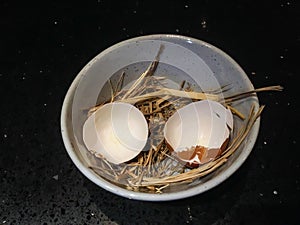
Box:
186, 206, 193, 223
201, 20, 207, 29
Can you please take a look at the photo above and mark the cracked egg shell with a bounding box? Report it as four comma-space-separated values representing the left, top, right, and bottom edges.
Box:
83, 102, 148, 164
164, 100, 233, 167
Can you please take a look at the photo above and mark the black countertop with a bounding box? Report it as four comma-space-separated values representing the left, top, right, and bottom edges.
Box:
1, 0, 299, 224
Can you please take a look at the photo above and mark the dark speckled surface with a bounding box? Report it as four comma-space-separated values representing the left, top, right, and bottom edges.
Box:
0, 0, 299, 224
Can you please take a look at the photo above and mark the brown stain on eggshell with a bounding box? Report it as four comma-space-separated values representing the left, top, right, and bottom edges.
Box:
169, 138, 230, 168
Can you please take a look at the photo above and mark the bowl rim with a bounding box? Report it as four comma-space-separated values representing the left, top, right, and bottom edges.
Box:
60, 34, 260, 201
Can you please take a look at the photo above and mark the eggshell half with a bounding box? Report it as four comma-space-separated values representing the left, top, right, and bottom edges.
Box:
83, 102, 148, 164
164, 100, 233, 166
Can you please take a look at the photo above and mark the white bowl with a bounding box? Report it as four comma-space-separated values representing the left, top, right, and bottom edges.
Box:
61, 34, 260, 201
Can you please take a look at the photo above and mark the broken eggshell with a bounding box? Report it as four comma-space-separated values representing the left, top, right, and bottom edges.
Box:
164, 100, 233, 167
83, 102, 148, 164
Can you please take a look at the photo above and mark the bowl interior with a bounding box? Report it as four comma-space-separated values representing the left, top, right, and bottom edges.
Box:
61, 34, 259, 201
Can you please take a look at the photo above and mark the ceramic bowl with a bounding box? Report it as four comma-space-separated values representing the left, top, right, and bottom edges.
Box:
61, 34, 260, 201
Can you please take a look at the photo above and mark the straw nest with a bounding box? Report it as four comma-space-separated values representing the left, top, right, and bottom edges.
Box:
86, 46, 283, 193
